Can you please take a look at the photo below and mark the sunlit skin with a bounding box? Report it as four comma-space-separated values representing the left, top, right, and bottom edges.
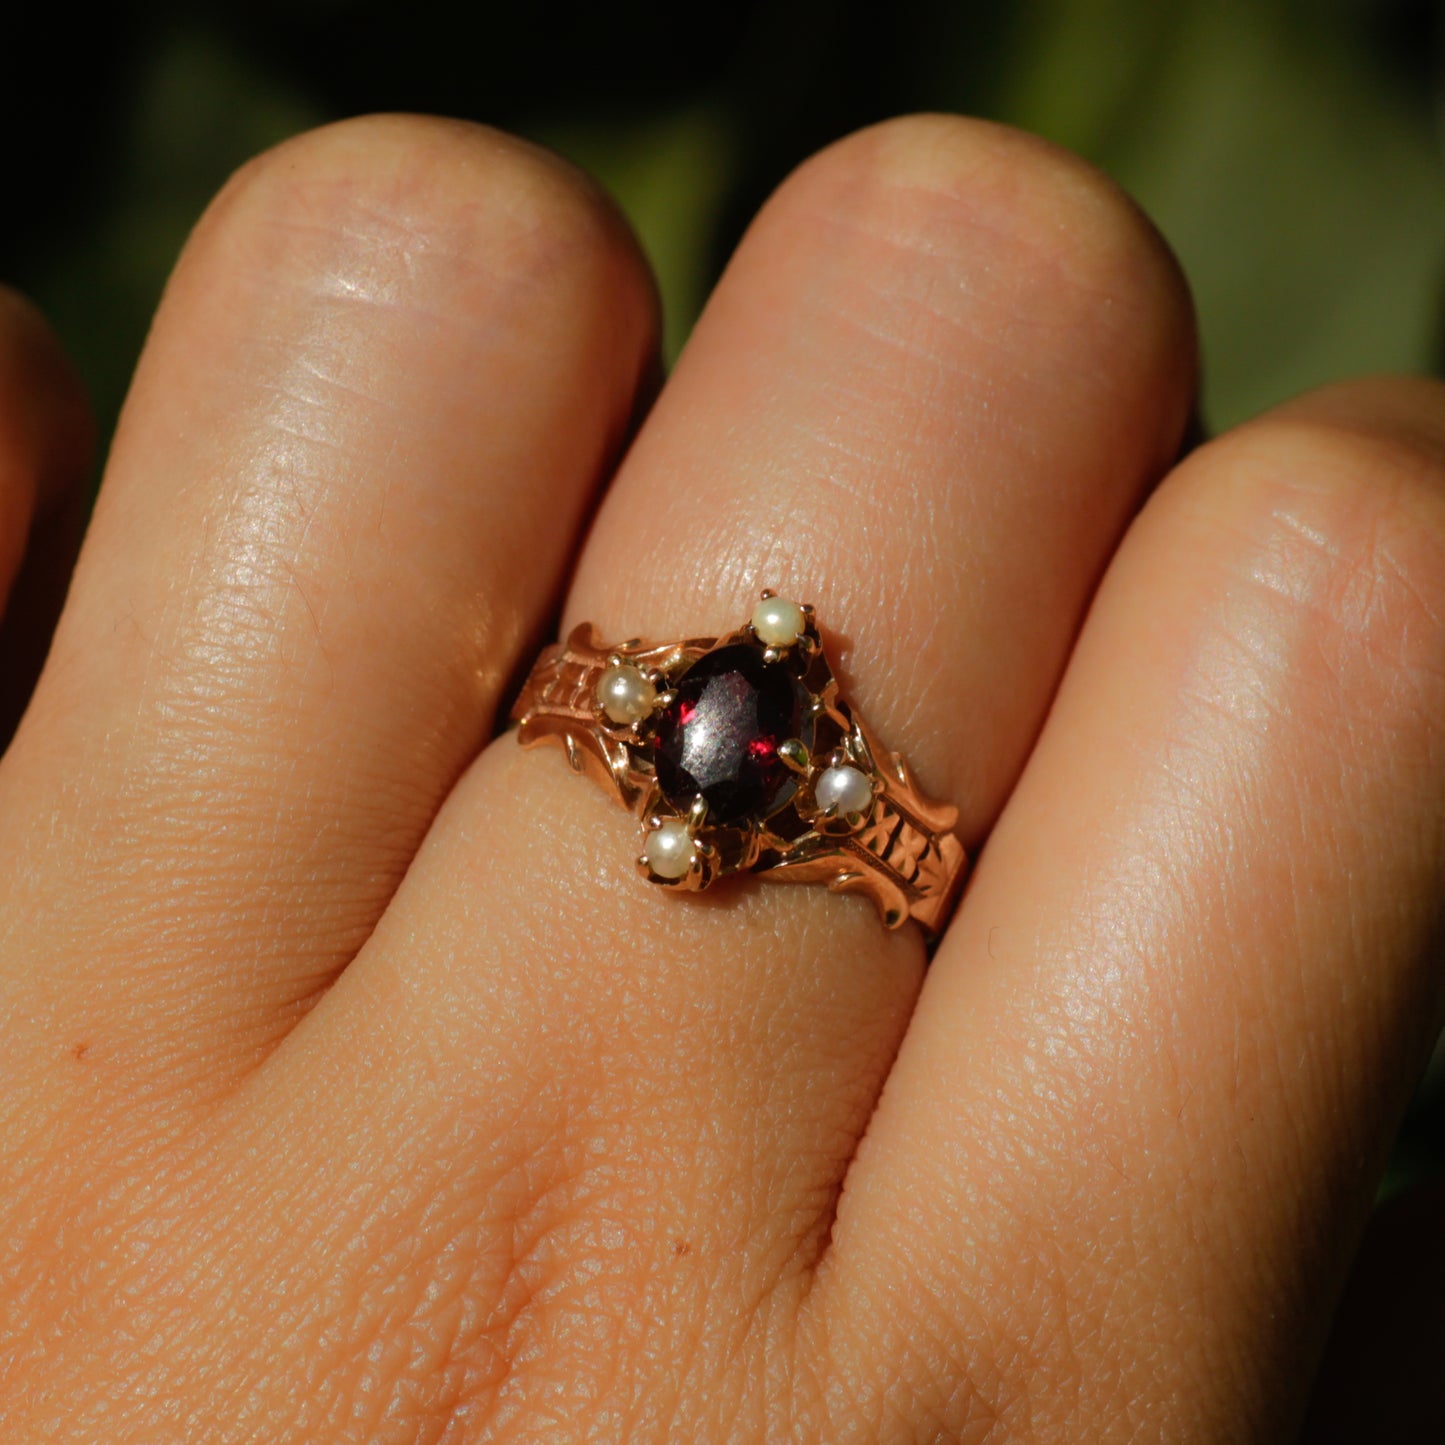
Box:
1, 114, 1443, 1442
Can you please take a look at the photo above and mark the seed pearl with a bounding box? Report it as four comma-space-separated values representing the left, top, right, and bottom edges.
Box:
815, 763, 873, 818
597, 663, 656, 725
751, 595, 806, 648
644, 819, 695, 879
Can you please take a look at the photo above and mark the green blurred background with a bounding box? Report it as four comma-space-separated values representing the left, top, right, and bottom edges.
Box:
4, 1, 1444, 1186
8, 0, 1444, 439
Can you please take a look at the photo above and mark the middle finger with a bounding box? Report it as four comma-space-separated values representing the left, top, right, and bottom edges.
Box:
0, 117, 657, 1096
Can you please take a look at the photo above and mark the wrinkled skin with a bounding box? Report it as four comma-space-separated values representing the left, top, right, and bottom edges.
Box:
1, 114, 1443, 1443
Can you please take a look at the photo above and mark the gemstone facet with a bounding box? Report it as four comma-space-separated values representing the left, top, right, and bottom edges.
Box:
653, 644, 813, 824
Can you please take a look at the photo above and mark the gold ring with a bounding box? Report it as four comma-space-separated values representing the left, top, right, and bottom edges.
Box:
511, 591, 968, 935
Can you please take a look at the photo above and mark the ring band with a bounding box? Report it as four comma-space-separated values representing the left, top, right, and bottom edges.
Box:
511, 591, 968, 935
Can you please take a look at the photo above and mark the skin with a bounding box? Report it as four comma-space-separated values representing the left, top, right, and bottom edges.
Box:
0, 112, 1442, 1442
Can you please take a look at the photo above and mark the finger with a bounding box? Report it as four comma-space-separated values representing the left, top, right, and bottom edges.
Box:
0, 117, 656, 1099
219, 117, 1195, 1430
0, 286, 92, 740
825, 378, 1445, 1441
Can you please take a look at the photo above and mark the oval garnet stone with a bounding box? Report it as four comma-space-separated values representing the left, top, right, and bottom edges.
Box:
653, 644, 812, 824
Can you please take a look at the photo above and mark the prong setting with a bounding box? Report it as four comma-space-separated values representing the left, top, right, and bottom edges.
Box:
596, 661, 657, 727
751, 593, 808, 650
640, 816, 696, 881
778, 739, 810, 774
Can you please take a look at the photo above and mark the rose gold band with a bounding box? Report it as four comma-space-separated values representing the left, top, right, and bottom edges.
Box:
511, 597, 968, 936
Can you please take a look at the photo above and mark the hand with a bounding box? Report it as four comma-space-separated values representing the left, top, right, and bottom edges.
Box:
2, 114, 1442, 1443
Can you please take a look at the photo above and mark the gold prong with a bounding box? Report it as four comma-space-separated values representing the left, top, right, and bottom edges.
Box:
606, 653, 624, 668
622, 638, 642, 650
809, 697, 829, 717
796, 634, 818, 656
760, 587, 776, 600
762, 646, 783, 664
655, 690, 677, 710
778, 739, 810, 773
647, 814, 663, 830
801, 602, 815, 617
688, 795, 709, 829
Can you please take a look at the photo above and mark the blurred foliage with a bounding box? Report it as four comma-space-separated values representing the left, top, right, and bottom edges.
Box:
1006, 0, 1445, 426
8, 0, 1442, 436
4, 1, 1445, 1186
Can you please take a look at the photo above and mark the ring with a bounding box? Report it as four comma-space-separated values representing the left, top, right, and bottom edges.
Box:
511, 591, 968, 934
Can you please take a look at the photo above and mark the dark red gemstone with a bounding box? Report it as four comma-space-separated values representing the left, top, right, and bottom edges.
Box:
652, 644, 812, 824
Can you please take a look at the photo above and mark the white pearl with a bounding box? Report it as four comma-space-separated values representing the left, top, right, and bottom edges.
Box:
751, 595, 806, 648
815, 764, 873, 817
644, 819, 694, 879
597, 664, 656, 725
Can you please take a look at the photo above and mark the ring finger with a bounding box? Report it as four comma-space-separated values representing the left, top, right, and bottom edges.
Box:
226, 116, 1199, 1432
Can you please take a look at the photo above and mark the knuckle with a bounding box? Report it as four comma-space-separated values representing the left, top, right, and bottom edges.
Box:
1178, 391, 1445, 730
784, 113, 1193, 344
197, 113, 649, 310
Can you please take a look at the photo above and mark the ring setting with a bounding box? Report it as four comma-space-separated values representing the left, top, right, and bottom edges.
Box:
512, 591, 967, 934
